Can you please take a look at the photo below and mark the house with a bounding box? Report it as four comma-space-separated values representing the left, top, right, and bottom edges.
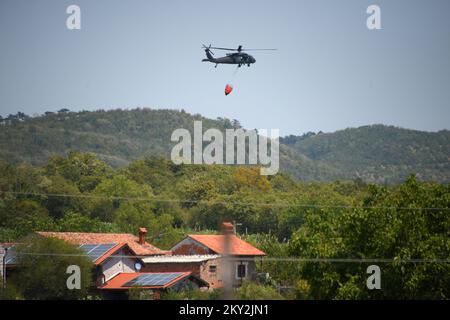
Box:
36, 228, 169, 286
35, 229, 210, 299
2, 222, 266, 298
1, 243, 19, 284
167, 222, 266, 288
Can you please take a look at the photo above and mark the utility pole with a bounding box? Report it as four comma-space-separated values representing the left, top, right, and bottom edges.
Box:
233, 220, 242, 235
1, 247, 6, 289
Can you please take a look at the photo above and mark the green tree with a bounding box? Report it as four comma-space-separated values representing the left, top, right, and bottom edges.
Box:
0, 199, 54, 236
160, 287, 221, 300
91, 174, 153, 221
56, 212, 116, 233
235, 282, 283, 300
44, 152, 113, 192
8, 236, 93, 299
244, 234, 301, 288
38, 175, 86, 219
288, 176, 450, 299
113, 202, 155, 233
0, 278, 23, 300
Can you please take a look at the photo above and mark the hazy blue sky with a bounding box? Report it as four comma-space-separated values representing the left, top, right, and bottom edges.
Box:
1, 0, 449, 135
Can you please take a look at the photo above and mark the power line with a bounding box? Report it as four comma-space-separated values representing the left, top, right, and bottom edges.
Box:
1, 190, 449, 211
8, 251, 450, 264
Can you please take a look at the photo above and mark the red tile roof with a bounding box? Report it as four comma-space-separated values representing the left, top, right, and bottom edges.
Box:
187, 234, 266, 256
36, 231, 168, 256
0, 243, 17, 248
100, 272, 194, 290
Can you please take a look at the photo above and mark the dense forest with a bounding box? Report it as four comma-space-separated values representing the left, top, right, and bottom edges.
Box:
1, 152, 449, 299
1, 108, 449, 183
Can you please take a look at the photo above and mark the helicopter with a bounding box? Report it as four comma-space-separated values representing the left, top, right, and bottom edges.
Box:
202, 44, 276, 68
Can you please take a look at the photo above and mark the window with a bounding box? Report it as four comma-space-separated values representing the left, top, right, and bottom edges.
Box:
209, 265, 217, 273
236, 263, 247, 279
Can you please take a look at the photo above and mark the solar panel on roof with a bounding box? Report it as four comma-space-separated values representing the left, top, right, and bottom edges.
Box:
79, 243, 116, 262
123, 273, 184, 287
79, 244, 97, 252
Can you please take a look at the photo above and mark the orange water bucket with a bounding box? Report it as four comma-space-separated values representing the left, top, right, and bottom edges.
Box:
225, 84, 233, 95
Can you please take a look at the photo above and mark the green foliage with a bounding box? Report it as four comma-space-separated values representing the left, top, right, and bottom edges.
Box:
334, 276, 363, 300
288, 176, 450, 299
90, 174, 153, 221
234, 281, 284, 300
0, 108, 234, 168
44, 152, 113, 192
128, 288, 156, 300
243, 234, 302, 287
1, 109, 448, 183
0, 199, 54, 236
0, 280, 23, 300
0, 151, 448, 300
145, 214, 184, 249
0, 228, 22, 242
294, 279, 312, 300
56, 212, 116, 233
287, 124, 450, 183
8, 236, 93, 300
38, 174, 86, 219
160, 288, 221, 300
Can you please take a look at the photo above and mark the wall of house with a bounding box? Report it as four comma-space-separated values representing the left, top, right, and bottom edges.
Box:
141, 258, 258, 289
101, 248, 137, 282
204, 257, 257, 288
142, 258, 223, 289
142, 262, 201, 274
232, 259, 257, 287
199, 258, 223, 289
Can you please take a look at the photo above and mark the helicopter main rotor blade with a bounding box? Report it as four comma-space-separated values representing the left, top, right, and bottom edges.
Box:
202, 45, 277, 52
208, 47, 277, 51
208, 46, 237, 51
241, 48, 277, 51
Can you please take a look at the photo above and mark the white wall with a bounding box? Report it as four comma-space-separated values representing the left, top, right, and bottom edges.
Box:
101, 249, 137, 282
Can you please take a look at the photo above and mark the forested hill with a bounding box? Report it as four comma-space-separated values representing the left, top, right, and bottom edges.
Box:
0, 109, 449, 183
281, 125, 450, 183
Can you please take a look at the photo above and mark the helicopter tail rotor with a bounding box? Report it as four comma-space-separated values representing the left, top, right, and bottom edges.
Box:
202, 44, 214, 55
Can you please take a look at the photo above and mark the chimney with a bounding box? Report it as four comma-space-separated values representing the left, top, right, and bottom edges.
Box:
138, 227, 147, 245
220, 222, 235, 235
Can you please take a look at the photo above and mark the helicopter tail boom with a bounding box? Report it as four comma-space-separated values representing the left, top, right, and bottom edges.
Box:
204, 50, 214, 61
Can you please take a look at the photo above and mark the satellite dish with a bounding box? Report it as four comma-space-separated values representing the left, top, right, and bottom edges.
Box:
135, 262, 142, 271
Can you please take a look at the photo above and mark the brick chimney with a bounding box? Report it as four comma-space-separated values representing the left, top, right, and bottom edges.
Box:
138, 227, 147, 245
220, 222, 235, 235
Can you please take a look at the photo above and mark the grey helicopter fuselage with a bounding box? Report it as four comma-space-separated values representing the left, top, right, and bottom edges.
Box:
202, 50, 256, 68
